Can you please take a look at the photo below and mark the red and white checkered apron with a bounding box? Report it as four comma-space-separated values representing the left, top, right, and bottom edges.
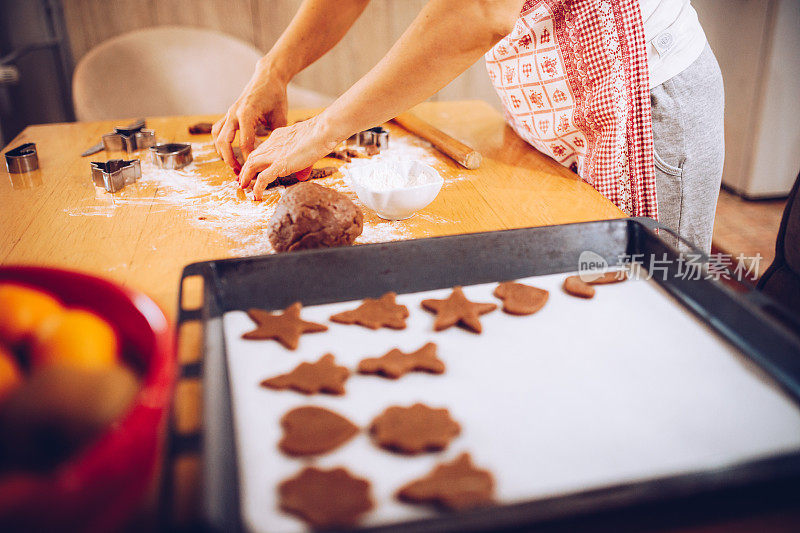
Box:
485, 0, 658, 219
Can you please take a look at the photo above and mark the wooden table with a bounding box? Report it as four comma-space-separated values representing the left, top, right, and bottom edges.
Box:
2, 101, 799, 530
0, 100, 623, 321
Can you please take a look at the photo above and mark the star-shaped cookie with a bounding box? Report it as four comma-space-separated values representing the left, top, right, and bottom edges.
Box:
330, 292, 409, 330
421, 287, 497, 333
242, 302, 327, 350
397, 452, 495, 510
261, 353, 350, 394
358, 342, 444, 379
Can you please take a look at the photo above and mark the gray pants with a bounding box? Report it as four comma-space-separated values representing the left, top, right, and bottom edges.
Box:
651, 44, 725, 254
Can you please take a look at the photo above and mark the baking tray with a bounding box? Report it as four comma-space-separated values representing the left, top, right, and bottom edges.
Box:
167, 218, 800, 532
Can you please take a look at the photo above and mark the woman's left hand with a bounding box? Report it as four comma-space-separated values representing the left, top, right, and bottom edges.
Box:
238, 115, 341, 200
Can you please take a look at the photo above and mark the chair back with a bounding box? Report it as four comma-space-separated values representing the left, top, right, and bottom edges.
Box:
73, 26, 262, 120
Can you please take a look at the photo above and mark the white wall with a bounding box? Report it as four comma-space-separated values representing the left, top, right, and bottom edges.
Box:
694, 0, 800, 197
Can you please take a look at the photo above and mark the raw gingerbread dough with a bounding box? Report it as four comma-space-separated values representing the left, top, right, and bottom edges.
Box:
261, 353, 349, 395
563, 276, 595, 299
268, 182, 363, 252
370, 403, 460, 454
421, 287, 497, 333
279, 466, 373, 528
242, 302, 327, 350
493, 281, 549, 315
278, 406, 359, 456
358, 342, 444, 379
266, 166, 337, 190
397, 452, 495, 511
188, 122, 213, 134
330, 292, 409, 330
584, 270, 629, 285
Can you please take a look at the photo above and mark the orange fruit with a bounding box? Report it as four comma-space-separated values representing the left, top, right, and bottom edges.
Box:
0, 345, 23, 403
0, 283, 63, 345
31, 310, 118, 371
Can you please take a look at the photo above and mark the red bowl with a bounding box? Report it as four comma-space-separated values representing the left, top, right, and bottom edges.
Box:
0, 266, 175, 532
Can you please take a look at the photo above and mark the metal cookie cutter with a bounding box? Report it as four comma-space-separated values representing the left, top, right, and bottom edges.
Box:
150, 142, 192, 170
5, 142, 38, 173
347, 126, 390, 152
91, 159, 141, 193
102, 124, 156, 152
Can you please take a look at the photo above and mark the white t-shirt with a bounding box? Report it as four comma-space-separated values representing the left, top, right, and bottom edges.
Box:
639, 0, 708, 88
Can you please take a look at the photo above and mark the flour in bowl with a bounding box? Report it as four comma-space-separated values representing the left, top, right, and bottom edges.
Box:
345, 158, 441, 192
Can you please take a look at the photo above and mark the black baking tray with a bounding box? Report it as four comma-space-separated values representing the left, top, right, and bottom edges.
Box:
167, 218, 800, 532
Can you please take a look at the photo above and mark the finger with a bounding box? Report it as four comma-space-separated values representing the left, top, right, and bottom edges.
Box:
211, 117, 224, 142
215, 117, 241, 173
239, 152, 271, 189
295, 166, 312, 182
253, 165, 281, 201
237, 110, 257, 158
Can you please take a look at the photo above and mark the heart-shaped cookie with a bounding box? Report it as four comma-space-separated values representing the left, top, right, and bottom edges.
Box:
279, 406, 359, 456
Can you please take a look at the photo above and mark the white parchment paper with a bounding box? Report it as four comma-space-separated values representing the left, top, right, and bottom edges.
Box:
221, 273, 800, 533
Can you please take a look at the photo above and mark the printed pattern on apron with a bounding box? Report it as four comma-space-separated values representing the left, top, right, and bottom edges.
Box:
485, 0, 657, 219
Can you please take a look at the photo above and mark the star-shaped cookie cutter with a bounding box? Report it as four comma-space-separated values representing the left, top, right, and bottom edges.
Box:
150, 142, 193, 170
91, 158, 142, 193
102, 124, 156, 152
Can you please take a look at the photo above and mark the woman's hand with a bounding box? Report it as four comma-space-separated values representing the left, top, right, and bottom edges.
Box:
238, 114, 341, 200
212, 59, 289, 174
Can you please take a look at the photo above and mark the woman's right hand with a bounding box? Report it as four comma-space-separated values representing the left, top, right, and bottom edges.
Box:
212, 58, 290, 174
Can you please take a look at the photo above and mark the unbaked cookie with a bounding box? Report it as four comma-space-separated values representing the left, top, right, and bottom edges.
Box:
278, 406, 358, 456
370, 403, 460, 454
279, 466, 373, 528
421, 287, 497, 333
242, 302, 327, 350
330, 292, 409, 330
563, 276, 595, 299
261, 354, 349, 395
493, 281, 549, 315
397, 452, 495, 510
358, 343, 444, 379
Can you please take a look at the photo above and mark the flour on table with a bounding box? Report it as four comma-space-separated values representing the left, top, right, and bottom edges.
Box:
64, 139, 445, 256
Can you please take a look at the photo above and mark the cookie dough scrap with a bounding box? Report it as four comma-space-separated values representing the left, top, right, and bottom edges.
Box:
493, 281, 549, 315
241, 302, 328, 350
397, 453, 495, 511
563, 276, 595, 299
279, 406, 359, 456
266, 166, 338, 190
421, 286, 497, 333
261, 353, 349, 395
188, 122, 212, 134
279, 466, 373, 529
358, 342, 444, 379
370, 403, 460, 454
330, 292, 409, 330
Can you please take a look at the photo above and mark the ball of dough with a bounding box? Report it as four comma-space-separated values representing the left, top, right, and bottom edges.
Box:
268, 182, 363, 252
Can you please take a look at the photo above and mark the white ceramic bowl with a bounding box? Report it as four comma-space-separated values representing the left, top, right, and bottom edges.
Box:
344, 159, 444, 220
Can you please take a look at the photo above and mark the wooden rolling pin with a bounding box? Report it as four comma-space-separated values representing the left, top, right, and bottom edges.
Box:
393, 112, 482, 170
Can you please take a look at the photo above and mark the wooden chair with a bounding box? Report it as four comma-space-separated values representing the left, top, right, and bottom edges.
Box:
72, 26, 333, 121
